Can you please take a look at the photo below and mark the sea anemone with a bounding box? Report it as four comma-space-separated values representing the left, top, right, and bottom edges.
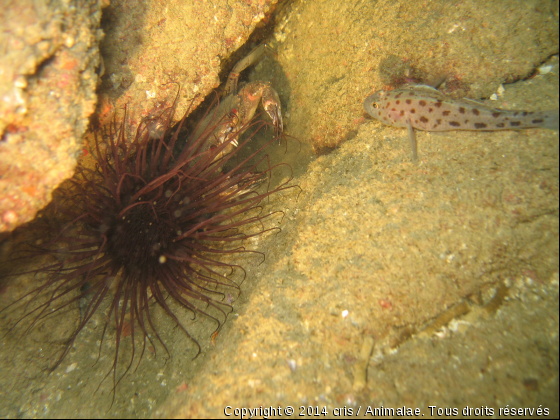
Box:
0, 90, 293, 398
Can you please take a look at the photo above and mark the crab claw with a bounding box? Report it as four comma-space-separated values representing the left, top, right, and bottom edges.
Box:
262, 88, 283, 137
264, 102, 283, 136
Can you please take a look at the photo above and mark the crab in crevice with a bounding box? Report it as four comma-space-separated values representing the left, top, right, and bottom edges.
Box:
200, 44, 283, 157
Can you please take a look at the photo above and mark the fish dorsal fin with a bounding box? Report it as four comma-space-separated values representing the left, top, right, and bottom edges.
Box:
406, 84, 447, 100
457, 97, 502, 111
411, 84, 440, 91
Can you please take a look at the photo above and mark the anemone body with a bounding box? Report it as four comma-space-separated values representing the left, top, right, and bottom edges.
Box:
1, 96, 291, 393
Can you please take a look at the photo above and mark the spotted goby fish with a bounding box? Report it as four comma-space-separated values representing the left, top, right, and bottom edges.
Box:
363, 84, 559, 160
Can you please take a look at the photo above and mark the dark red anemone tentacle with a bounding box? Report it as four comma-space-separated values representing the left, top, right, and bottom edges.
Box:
0, 88, 300, 408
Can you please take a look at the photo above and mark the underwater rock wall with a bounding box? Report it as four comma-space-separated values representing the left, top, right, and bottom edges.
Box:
271, 0, 559, 152
0, 0, 281, 233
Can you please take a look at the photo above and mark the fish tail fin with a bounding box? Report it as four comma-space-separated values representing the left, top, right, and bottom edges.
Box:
537, 109, 559, 130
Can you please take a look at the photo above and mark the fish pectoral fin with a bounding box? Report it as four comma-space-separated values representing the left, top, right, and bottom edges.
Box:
406, 117, 418, 161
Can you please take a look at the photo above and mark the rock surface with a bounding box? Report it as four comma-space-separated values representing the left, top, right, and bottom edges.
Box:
0, 0, 103, 232
96, 0, 282, 137
152, 57, 559, 419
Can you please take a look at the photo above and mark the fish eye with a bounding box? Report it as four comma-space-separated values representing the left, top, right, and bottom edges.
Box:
372, 103, 379, 109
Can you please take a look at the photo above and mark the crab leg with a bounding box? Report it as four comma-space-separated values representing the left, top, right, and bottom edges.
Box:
223, 44, 267, 96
